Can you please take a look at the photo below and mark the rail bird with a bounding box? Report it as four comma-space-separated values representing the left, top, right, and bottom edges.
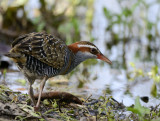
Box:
5, 32, 112, 111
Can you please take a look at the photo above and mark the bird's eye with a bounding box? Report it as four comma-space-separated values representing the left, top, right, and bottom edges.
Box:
90, 48, 98, 54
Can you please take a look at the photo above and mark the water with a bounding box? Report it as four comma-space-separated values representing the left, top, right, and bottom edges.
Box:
1, 0, 160, 107
89, 0, 160, 106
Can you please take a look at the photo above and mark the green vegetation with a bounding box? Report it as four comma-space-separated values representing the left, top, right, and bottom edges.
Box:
0, 0, 160, 120
103, 0, 160, 68
128, 62, 160, 98
0, 85, 160, 120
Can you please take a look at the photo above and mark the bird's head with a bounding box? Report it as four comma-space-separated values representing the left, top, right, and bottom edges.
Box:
68, 41, 112, 64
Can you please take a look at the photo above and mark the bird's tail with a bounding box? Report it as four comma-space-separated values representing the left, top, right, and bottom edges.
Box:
4, 52, 21, 58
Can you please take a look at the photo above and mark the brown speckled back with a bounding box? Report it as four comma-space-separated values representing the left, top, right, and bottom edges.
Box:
11, 32, 67, 69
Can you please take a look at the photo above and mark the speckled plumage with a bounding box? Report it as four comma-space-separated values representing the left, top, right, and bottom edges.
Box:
5, 32, 112, 111
7, 32, 74, 80
11, 32, 67, 68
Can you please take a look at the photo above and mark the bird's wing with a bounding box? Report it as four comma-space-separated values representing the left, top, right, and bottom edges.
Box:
11, 32, 68, 69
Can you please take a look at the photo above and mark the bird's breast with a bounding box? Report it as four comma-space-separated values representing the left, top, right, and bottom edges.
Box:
24, 54, 62, 78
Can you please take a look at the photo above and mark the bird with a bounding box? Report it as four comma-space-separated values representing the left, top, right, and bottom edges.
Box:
5, 32, 112, 111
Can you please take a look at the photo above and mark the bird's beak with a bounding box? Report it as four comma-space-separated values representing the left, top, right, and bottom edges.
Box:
97, 53, 112, 64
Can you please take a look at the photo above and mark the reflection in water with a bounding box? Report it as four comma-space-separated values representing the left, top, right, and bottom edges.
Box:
90, 0, 160, 106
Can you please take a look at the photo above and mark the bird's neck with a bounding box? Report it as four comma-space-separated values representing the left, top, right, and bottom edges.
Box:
72, 51, 90, 66
63, 47, 90, 74
65, 51, 86, 74
68, 43, 94, 63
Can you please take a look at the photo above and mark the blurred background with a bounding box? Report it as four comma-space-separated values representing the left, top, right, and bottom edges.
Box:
0, 0, 160, 107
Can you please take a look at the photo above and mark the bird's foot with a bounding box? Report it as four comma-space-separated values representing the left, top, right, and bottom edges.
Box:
34, 106, 40, 112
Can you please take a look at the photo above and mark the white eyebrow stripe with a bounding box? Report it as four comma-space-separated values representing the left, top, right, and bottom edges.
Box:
77, 44, 97, 49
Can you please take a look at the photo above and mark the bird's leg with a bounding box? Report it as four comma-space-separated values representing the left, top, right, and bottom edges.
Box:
27, 78, 36, 106
28, 84, 36, 106
34, 76, 47, 111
